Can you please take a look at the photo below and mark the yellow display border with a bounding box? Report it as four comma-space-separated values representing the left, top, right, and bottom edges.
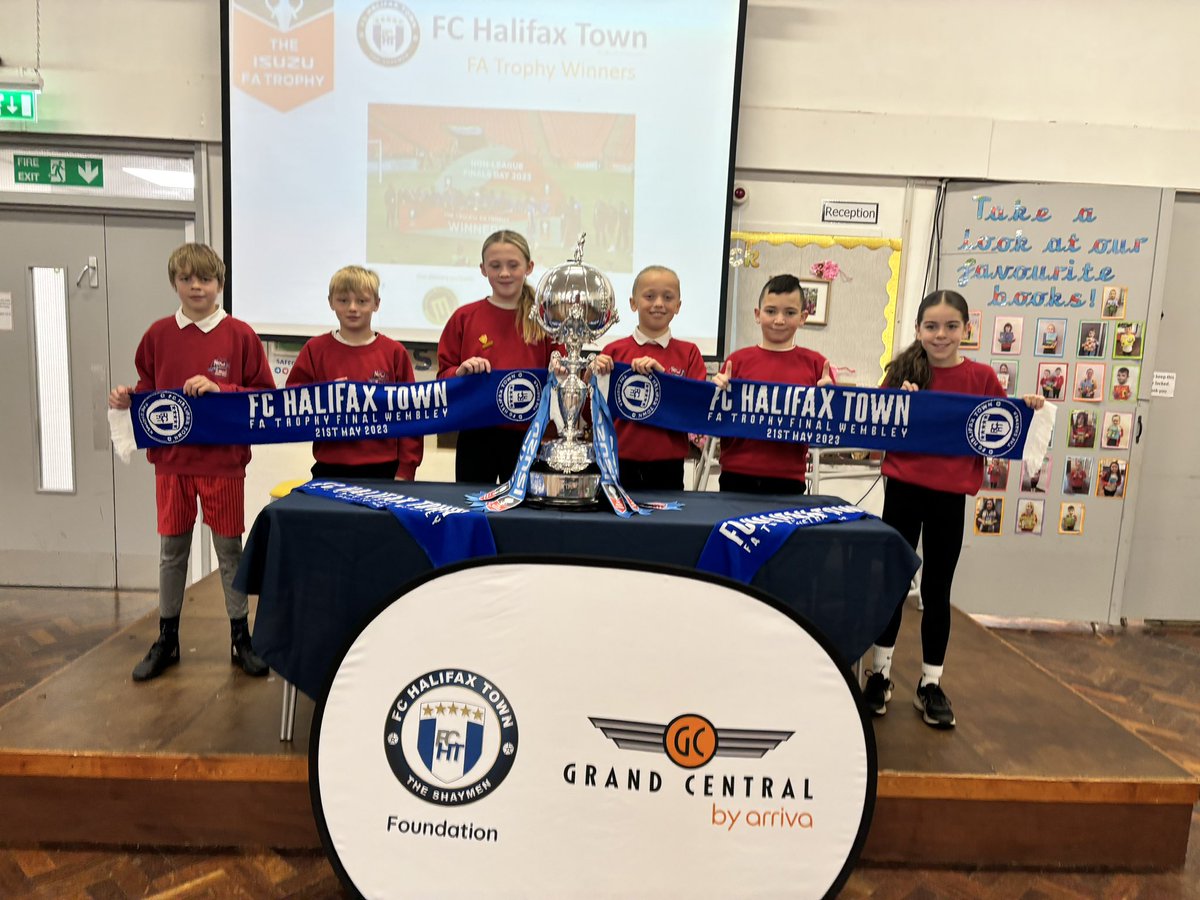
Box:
731, 231, 903, 382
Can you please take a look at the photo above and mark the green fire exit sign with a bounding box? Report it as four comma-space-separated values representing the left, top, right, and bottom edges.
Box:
0, 90, 37, 121
14, 155, 105, 188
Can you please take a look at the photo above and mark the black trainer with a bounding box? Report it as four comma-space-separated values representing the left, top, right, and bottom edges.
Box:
132, 616, 180, 682
862, 671, 893, 716
231, 616, 269, 677
913, 681, 956, 729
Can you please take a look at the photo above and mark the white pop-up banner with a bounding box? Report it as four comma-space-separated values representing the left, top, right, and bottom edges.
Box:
311, 559, 876, 899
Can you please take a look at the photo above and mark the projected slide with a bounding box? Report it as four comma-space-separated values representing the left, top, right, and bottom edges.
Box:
367, 105, 635, 272
227, 0, 745, 354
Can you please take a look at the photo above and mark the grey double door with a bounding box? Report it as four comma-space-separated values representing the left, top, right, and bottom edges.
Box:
0, 209, 188, 587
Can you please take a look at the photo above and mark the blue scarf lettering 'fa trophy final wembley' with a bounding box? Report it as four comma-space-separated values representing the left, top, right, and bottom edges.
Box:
526, 234, 618, 508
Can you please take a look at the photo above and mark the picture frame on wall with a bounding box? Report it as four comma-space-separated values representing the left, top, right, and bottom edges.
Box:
961, 311, 982, 349
1096, 458, 1128, 499
1063, 454, 1095, 494
1110, 363, 1139, 401
1113, 320, 1145, 360
1078, 321, 1108, 358
1034, 317, 1067, 358
1016, 499, 1045, 536
798, 279, 830, 326
992, 315, 1023, 354
1058, 501, 1085, 535
1101, 286, 1128, 320
1020, 454, 1051, 493
1037, 362, 1067, 400
990, 360, 1019, 397
973, 496, 1003, 536
1101, 410, 1133, 450
1072, 362, 1105, 402
983, 457, 1010, 490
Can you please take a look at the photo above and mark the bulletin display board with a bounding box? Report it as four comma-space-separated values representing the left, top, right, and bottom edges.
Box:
726, 232, 903, 387
939, 182, 1163, 622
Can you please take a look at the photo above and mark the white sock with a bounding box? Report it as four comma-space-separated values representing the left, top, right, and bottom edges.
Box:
920, 664, 944, 688
871, 645, 894, 679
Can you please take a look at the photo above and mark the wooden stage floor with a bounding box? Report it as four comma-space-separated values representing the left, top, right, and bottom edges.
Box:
0, 578, 1195, 870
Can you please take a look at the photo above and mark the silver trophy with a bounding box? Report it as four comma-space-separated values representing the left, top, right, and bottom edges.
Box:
527, 235, 618, 507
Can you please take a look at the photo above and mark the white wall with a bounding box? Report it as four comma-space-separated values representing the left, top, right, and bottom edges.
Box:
737, 1, 1200, 189
6, 0, 1189, 326
0, 0, 221, 141
3, 0, 1199, 192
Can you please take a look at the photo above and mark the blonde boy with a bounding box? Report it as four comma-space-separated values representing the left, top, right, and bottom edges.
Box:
287, 266, 423, 479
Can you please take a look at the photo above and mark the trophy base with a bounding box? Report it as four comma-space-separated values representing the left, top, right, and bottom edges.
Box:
526, 463, 602, 510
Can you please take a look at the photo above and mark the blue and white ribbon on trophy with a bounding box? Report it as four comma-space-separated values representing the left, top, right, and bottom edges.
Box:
589, 376, 649, 517
466, 370, 558, 513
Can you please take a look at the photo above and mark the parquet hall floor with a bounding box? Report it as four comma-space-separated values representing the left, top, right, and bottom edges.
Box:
0, 584, 1196, 899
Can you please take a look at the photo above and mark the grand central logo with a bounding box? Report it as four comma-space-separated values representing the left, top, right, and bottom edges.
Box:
562, 713, 814, 807
591, 714, 792, 768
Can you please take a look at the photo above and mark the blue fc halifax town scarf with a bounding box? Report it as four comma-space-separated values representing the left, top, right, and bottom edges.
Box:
696, 505, 874, 584
127, 369, 547, 449
605, 363, 1054, 465
297, 480, 496, 568
122, 365, 1054, 468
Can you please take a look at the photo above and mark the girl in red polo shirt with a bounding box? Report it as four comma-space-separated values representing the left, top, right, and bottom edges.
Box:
862, 290, 1044, 730
437, 230, 556, 484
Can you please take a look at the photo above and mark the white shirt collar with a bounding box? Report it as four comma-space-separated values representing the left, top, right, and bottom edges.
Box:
633, 326, 671, 348
175, 306, 227, 333
332, 328, 377, 347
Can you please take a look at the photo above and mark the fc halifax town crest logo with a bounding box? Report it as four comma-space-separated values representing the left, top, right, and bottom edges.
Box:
965, 399, 1022, 456
137, 392, 193, 444
384, 668, 518, 805
496, 372, 541, 421
615, 369, 661, 421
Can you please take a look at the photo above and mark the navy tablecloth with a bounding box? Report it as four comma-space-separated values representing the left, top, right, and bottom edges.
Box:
236, 482, 920, 698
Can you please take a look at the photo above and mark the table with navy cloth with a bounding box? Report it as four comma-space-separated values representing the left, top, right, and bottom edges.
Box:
236, 481, 921, 700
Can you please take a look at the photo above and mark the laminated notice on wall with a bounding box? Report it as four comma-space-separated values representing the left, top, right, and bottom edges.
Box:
0, 292, 12, 331
1151, 372, 1176, 398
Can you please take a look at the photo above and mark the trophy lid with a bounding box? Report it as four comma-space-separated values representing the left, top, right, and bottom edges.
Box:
532, 234, 618, 337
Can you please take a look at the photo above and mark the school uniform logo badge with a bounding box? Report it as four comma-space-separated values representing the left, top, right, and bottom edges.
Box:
208, 357, 231, 379
496, 371, 541, 421
615, 370, 661, 421
358, 1, 419, 67
137, 392, 193, 444
384, 668, 518, 806
966, 399, 1022, 456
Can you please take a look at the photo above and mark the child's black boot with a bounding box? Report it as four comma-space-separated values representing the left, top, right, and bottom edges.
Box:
132, 616, 180, 682
231, 616, 268, 677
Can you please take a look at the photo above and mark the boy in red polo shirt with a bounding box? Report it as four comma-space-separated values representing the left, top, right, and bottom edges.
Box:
109, 244, 274, 682
592, 265, 707, 491
287, 265, 422, 480
711, 274, 835, 494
